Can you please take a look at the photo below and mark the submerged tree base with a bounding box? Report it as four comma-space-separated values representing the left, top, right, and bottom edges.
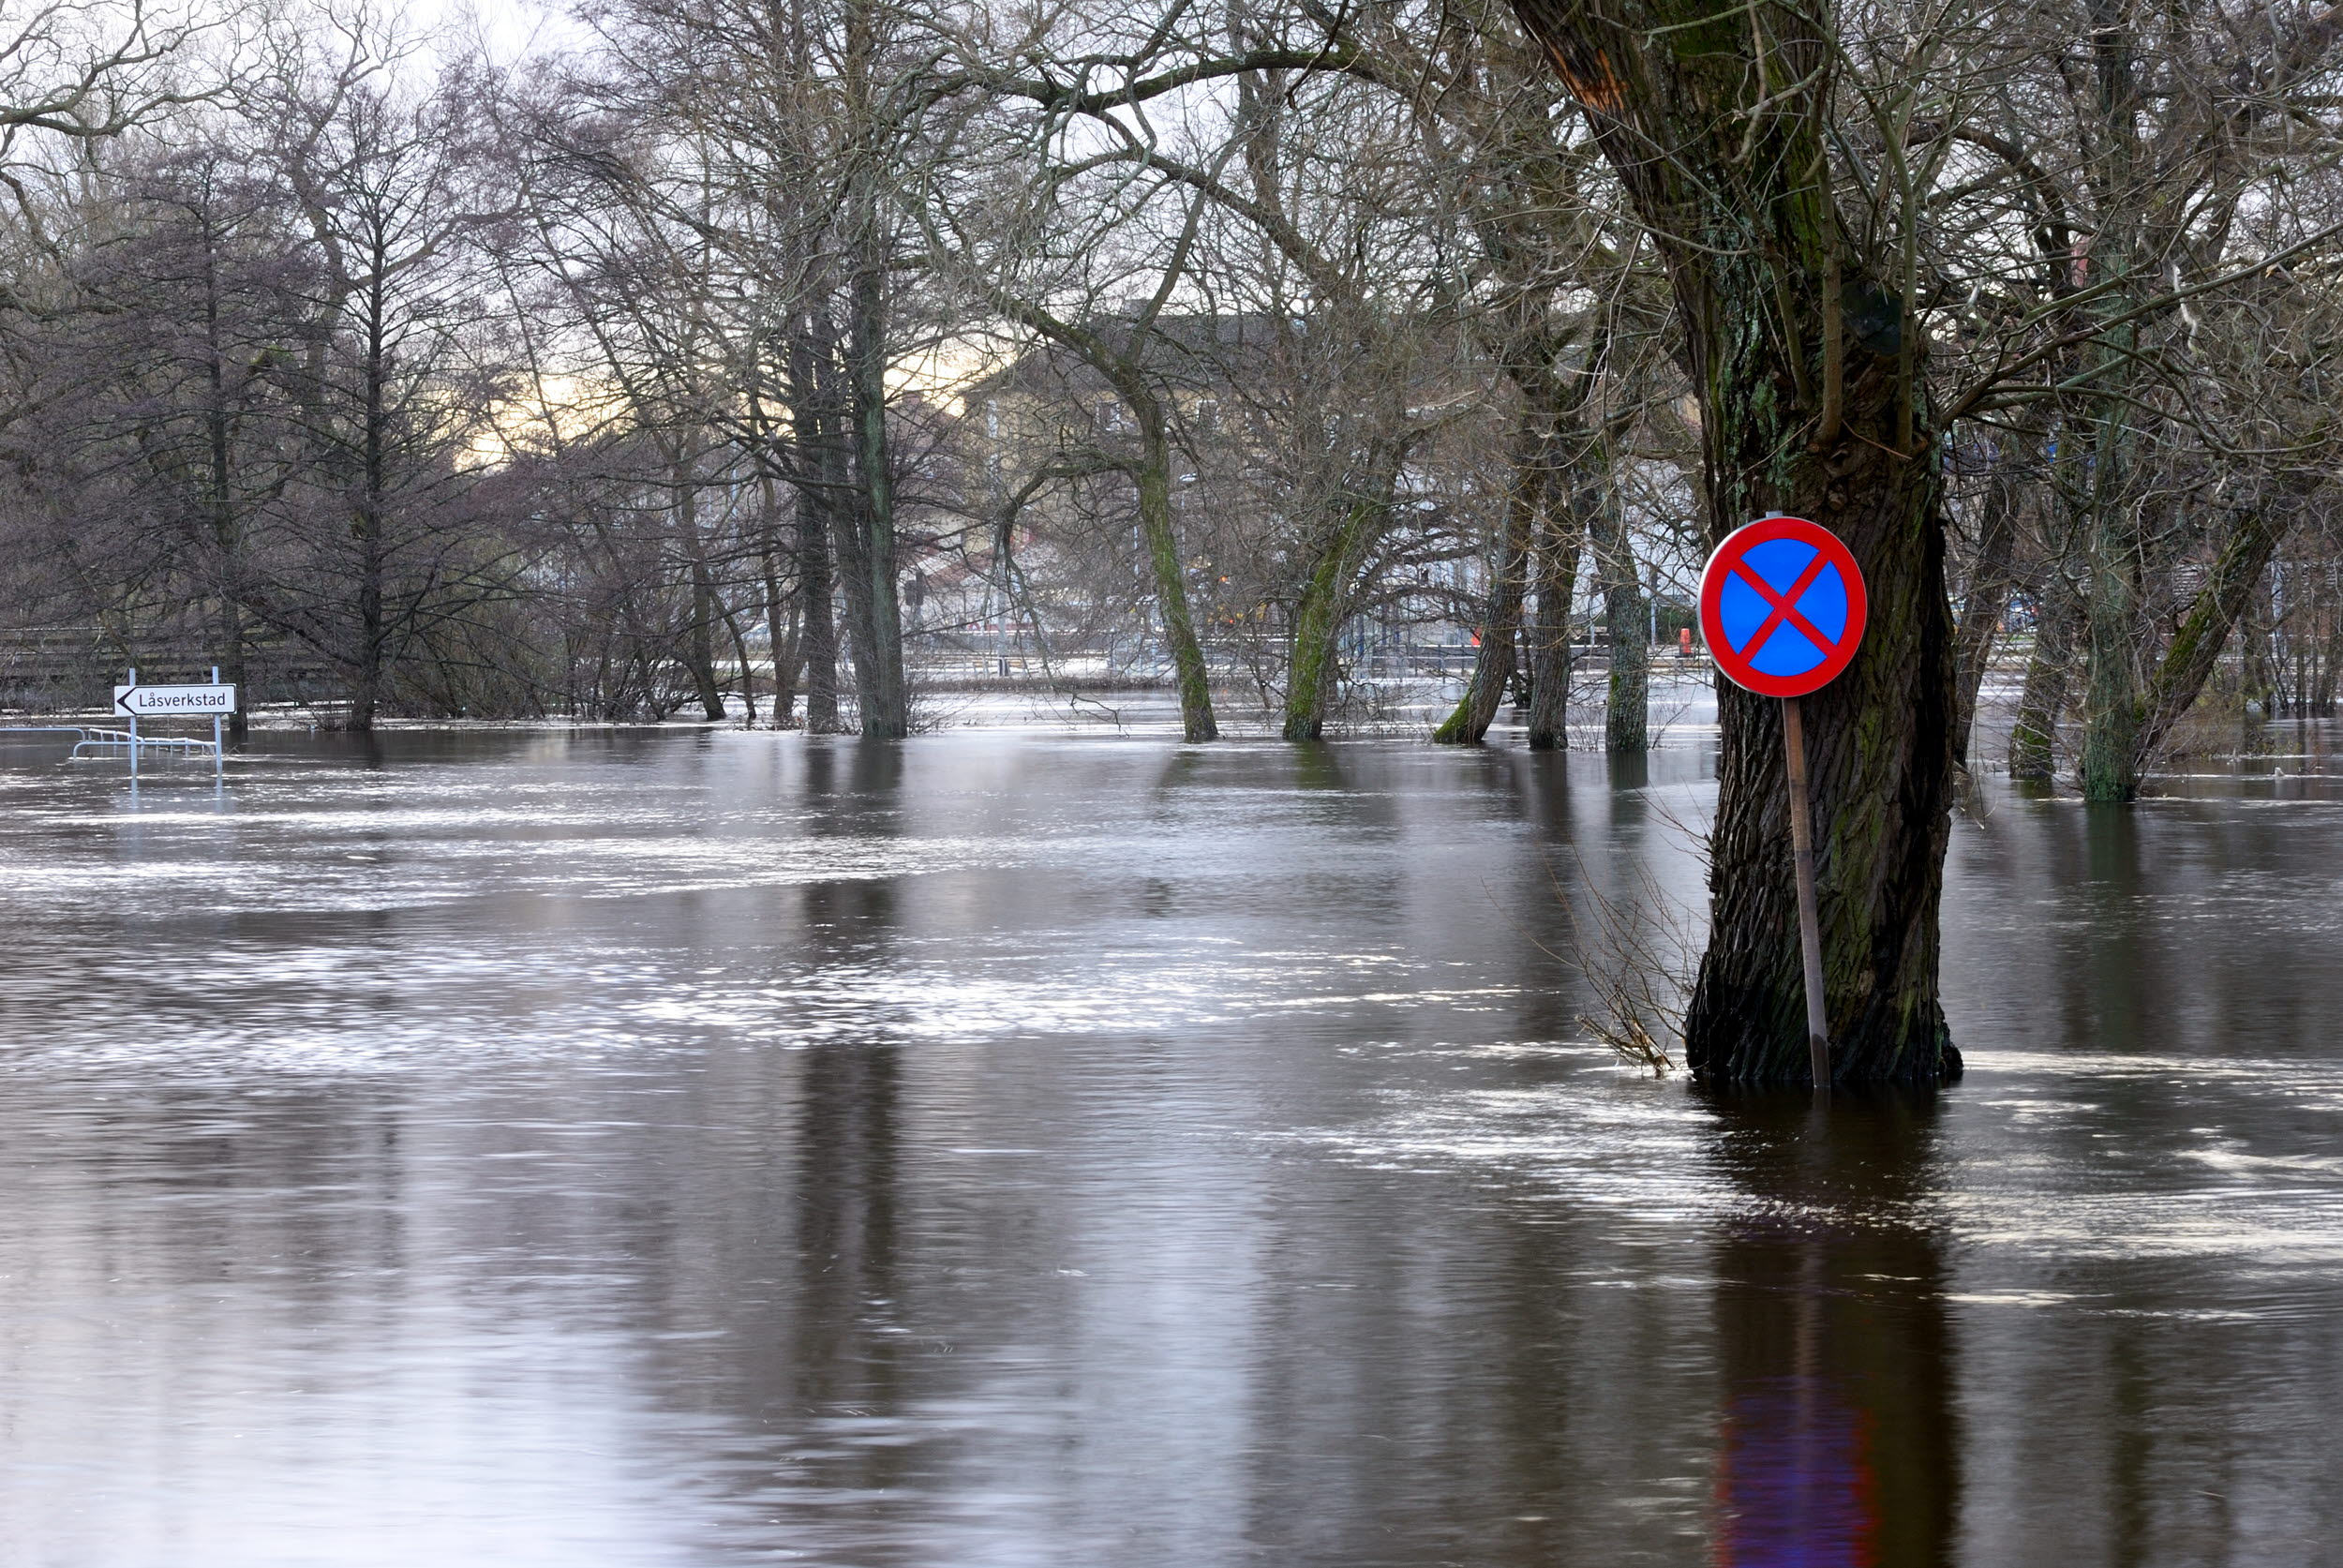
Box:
1684, 986, 1962, 1088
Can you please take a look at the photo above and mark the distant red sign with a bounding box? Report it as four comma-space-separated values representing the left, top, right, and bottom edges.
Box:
1698, 516, 1868, 698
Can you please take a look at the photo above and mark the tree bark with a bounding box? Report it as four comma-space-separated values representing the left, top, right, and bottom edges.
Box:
2317, 588, 2343, 718
1524, 470, 1581, 751
2008, 582, 2078, 783
1281, 494, 1385, 741
2129, 508, 2289, 764
1133, 415, 1220, 741
784, 318, 843, 733
2076, 454, 2142, 800
757, 472, 801, 728
677, 458, 727, 721
2076, 0, 2146, 803
1508, 0, 1960, 1084
198, 249, 251, 741
845, 256, 907, 739
1949, 441, 2026, 767
347, 274, 390, 734
1593, 489, 1647, 753
1434, 410, 1540, 745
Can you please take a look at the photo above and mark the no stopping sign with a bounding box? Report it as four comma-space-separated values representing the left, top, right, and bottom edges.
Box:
1698, 515, 1868, 697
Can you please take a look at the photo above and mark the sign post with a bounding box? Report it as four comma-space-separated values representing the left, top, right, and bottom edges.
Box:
1696, 515, 1868, 1090
112, 673, 240, 780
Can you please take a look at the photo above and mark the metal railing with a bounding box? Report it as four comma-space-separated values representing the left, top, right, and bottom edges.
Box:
0, 725, 222, 768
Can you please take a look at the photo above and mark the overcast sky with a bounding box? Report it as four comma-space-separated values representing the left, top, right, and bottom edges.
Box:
371, 0, 591, 70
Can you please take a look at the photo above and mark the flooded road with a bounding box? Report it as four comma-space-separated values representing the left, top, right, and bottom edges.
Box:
0, 723, 2338, 1565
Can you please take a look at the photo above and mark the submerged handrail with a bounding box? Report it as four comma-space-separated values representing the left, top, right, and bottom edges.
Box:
0, 724, 222, 764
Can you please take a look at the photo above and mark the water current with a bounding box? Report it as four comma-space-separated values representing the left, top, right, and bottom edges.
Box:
0, 713, 2337, 1565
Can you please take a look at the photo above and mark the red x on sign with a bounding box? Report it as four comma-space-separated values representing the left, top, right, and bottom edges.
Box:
1698, 516, 1868, 697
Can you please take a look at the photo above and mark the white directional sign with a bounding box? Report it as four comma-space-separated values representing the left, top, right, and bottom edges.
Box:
113, 683, 238, 718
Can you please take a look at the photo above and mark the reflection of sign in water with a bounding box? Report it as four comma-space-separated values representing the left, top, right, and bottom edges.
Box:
1714, 1376, 1879, 1565
1698, 516, 1868, 698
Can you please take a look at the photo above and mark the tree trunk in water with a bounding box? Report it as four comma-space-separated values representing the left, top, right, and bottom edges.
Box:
2077, 470, 2142, 801
1135, 418, 1219, 742
2318, 594, 2343, 717
799, 483, 843, 734
846, 261, 907, 739
2240, 576, 2279, 721
1593, 493, 1647, 754
202, 389, 250, 738
1524, 478, 1580, 750
1282, 498, 1383, 741
769, 583, 801, 729
216, 608, 248, 742
2128, 508, 2289, 765
1508, 0, 1961, 1085
1434, 411, 1540, 745
2076, 1, 2145, 804
1949, 443, 2025, 767
785, 323, 843, 735
831, 462, 880, 730
349, 451, 385, 729
721, 603, 756, 725
678, 470, 726, 721
1687, 430, 1956, 1086
2008, 586, 2077, 782
760, 475, 800, 729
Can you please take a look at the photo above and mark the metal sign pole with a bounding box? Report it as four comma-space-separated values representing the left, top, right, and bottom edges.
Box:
211, 665, 223, 781
1781, 695, 1830, 1091
126, 666, 138, 782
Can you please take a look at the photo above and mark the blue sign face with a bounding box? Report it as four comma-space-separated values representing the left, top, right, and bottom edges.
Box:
1715, 539, 1853, 680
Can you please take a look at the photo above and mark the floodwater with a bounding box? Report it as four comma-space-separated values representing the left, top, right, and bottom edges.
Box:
0, 713, 2338, 1566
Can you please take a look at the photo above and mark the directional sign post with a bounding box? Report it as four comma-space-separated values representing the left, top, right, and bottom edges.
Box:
113, 668, 236, 781
112, 680, 238, 718
1698, 515, 1868, 1090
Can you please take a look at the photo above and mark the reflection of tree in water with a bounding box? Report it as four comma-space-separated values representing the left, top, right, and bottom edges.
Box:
604, 738, 926, 1547
1708, 1090, 1959, 1568
788, 739, 906, 1455
786, 976, 903, 1433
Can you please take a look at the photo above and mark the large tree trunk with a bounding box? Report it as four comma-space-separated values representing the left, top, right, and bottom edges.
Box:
1509, 0, 1960, 1085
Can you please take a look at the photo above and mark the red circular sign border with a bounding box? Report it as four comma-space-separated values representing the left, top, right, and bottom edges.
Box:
1697, 515, 1869, 699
